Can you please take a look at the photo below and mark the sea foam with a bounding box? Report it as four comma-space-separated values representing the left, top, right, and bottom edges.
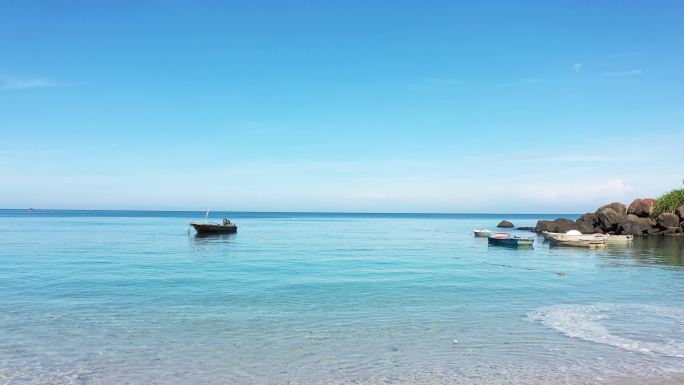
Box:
529, 303, 684, 358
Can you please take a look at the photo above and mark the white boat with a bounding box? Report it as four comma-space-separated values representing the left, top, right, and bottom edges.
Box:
473, 229, 493, 237
543, 230, 606, 240
606, 234, 634, 244
548, 231, 607, 248
545, 230, 632, 246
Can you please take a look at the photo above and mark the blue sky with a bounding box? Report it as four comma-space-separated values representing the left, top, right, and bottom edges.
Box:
1, 1, 682, 212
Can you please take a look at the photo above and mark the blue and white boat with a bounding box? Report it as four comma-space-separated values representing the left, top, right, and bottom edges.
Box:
487, 232, 534, 247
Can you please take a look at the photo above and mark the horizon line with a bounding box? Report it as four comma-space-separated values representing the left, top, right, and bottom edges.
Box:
0, 208, 582, 216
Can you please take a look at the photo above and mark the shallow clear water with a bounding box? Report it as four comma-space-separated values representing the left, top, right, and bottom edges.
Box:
1, 210, 684, 384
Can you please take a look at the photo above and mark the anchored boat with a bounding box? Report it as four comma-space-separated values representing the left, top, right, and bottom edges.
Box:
473, 229, 493, 237
190, 218, 238, 234
543, 230, 632, 246
544, 230, 605, 240
548, 231, 607, 248
487, 232, 534, 247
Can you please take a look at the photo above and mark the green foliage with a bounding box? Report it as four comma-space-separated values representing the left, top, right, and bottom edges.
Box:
652, 189, 684, 218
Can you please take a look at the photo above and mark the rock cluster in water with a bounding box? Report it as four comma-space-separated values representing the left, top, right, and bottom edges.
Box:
534, 199, 684, 236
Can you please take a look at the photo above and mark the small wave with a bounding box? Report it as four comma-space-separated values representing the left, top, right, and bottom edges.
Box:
528, 303, 684, 358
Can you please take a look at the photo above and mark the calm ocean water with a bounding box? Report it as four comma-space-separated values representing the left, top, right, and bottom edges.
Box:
1, 210, 684, 384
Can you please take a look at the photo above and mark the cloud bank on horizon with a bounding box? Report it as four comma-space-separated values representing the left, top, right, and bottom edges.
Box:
1, 1, 682, 213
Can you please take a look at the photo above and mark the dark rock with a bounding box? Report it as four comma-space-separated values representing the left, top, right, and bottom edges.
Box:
594, 227, 604, 234
596, 202, 627, 216
597, 208, 624, 231
647, 227, 664, 235
577, 213, 597, 226
676, 205, 684, 221
657, 213, 680, 229
552, 218, 579, 233
535, 218, 579, 233
627, 198, 657, 218
576, 212, 598, 234
497, 220, 514, 228
535, 220, 553, 232
617, 214, 652, 236
516, 227, 535, 231
575, 220, 596, 234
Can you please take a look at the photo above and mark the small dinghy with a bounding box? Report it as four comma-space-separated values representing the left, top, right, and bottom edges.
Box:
190, 218, 238, 234
473, 229, 493, 237
487, 232, 534, 247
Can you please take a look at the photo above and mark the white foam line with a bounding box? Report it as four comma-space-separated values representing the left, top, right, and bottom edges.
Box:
528, 303, 684, 358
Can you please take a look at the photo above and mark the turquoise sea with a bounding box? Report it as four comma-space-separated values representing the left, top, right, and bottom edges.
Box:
1, 210, 684, 384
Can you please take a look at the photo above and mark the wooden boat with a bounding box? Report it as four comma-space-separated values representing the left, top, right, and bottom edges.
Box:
548, 233, 607, 248
544, 230, 631, 246
473, 229, 493, 237
190, 219, 237, 234
487, 232, 534, 247
545, 231, 607, 242
606, 234, 634, 244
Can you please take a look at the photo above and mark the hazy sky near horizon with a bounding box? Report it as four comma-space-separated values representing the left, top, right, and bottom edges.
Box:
1, 1, 683, 213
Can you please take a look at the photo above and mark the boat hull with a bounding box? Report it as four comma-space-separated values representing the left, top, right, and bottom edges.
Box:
473, 230, 492, 237
488, 235, 534, 247
606, 234, 634, 244
548, 235, 606, 248
543, 232, 607, 241
190, 222, 238, 234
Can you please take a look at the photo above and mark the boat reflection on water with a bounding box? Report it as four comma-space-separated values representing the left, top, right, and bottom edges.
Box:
602, 236, 684, 267
194, 231, 237, 240
191, 231, 237, 241
632, 236, 684, 266
188, 229, 238, 249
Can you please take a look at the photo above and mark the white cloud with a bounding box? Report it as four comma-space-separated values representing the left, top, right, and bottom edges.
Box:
573, 63, 583, 72
602, 69, 642, 77
1, 77, 62, 90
